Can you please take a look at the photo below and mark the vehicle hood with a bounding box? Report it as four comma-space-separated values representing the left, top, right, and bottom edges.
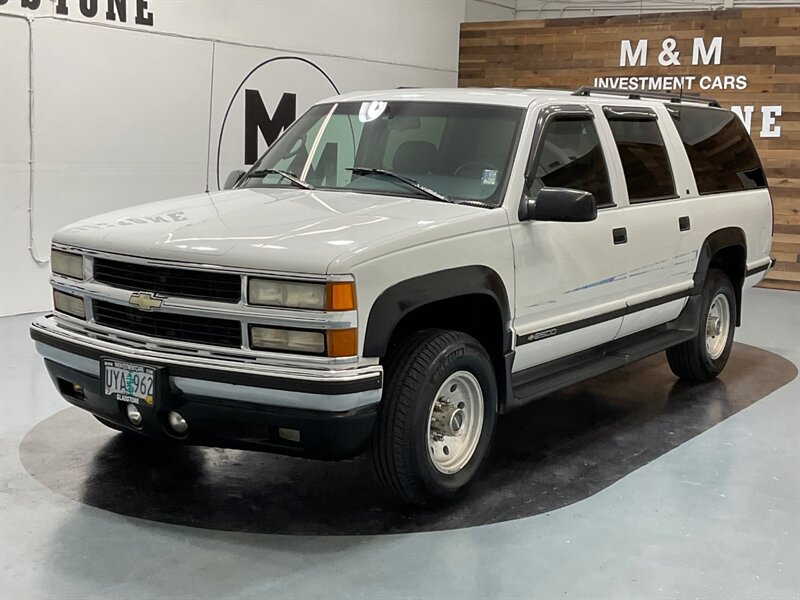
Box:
54, 188, 492, 274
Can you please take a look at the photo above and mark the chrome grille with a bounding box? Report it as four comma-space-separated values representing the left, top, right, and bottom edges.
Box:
93, 258, 241, 303
93, 300, 242, 348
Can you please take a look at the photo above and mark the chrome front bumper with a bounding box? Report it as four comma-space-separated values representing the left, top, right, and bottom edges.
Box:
31, 314, 383, 412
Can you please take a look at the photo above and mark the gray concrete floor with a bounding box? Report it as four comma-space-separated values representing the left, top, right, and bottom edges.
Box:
1, 287, 798, 600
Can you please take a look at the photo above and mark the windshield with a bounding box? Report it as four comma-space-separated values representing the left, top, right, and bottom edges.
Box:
239, 101, 524, 205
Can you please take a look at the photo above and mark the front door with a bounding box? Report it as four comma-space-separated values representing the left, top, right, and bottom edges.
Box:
510, 105, 631, 372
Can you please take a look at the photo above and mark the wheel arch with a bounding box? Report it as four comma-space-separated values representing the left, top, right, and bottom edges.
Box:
694, 227, 747, 326
363, 266, 513, 410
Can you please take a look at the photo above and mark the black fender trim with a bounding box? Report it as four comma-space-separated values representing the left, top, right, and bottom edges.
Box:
693, 227, 746, 326
363, 266, 512, 358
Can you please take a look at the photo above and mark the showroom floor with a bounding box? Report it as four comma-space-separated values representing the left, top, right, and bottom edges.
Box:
1, 286, 798, 600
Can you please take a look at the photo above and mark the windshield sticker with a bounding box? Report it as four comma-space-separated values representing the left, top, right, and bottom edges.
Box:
359, 101, 388, 123
481, 169, 498, 185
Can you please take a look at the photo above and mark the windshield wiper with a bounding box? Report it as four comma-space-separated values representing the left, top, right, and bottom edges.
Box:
242, 168, 315, 190
347, 167, 453, 203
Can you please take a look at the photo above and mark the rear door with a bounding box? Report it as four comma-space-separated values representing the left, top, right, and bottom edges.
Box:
601, 104, 693, 339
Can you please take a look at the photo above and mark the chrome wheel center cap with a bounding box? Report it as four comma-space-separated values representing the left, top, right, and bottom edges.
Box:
713, 319, 722, 336
431, 403, 466, 437
449, 409, 465, 435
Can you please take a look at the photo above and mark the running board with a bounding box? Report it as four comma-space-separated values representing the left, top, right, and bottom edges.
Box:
507, 326, 695, 411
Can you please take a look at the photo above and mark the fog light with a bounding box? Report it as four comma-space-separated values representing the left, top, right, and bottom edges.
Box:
250, 326, 325, 354
126, 403, 142, 426
278, 428, 301, 443
53, 290, 86, 319
168, 411, 188, 434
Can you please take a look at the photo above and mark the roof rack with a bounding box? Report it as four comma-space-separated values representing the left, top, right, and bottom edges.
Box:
572, 86, 721, 108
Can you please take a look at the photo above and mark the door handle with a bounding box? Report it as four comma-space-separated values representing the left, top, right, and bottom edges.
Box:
679, 216, 691, 231
612, 227, 627, 245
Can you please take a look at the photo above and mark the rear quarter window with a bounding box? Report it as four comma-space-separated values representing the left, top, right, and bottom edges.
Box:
668, 105, 766, 195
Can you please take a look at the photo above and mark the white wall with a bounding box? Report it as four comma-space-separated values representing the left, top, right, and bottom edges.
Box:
0, 0, 466, 315
465, 0, 515, 21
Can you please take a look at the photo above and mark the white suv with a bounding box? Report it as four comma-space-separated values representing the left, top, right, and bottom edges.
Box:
31, 86, 774, 506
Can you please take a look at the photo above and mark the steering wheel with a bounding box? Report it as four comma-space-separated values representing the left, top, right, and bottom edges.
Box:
454, 160, 500, 178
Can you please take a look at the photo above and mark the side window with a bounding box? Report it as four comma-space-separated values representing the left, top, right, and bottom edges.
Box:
605, 108, 676, 202
529, 116, 613, 207
669, 105, 766, 195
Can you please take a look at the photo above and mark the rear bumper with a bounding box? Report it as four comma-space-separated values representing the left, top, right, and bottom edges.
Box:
745, 256, 776, 279
31, 315, 382, 459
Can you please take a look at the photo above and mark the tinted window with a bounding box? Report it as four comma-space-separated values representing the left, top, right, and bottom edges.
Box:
529, 117, 613, 207
606, 113, 676, 202
669, 105, 766, 195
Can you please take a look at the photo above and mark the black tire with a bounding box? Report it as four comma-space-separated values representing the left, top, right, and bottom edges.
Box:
370, 329, 497, 506
666, 268, 736, 382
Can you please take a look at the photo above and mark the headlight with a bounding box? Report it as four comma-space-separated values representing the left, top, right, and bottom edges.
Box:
53, 290, 86, 319
248, 279, 355, 311
51, 250, 84, 279
250, 326, 326, 354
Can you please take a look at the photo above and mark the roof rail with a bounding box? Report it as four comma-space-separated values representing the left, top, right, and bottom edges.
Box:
572, 86, 721, 108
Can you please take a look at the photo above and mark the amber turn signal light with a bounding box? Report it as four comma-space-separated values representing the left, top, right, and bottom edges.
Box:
326, 328, 357, 358
326, 281, 356, 311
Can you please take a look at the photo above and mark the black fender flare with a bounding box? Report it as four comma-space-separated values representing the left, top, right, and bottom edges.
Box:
693, 227, 746, 325
362, 266, 512, 358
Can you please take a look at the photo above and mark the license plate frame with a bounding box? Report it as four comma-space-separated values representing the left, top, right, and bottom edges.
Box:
101, 358, 162, 408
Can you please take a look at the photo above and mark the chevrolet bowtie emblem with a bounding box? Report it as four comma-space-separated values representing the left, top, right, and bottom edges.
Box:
128, 292, 164, 311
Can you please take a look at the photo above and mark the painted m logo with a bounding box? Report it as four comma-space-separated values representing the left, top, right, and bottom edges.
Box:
619, 39, 648, 66
244, 90, 296, 165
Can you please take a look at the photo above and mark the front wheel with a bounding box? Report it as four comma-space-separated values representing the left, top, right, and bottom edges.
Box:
666, 268, 736, 382
370, 330, 497, 506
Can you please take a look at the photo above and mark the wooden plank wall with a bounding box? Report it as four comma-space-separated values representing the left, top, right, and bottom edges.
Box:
459, 8, 800, 291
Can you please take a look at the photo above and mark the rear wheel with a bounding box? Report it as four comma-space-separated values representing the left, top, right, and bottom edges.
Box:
371, 329, 497, 506
667, 269, 736, 382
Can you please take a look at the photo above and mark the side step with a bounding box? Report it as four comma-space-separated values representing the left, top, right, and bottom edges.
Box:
508, 327, 695, 411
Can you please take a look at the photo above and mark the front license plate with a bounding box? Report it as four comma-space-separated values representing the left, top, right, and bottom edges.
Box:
102, 359, 158, 407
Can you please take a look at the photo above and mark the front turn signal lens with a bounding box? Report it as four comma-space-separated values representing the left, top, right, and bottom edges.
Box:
326, 328, 357, 358
326, 281, 356, 311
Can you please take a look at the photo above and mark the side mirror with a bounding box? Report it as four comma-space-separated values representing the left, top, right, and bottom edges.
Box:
223, 169, 246, 190
523, 187, 597, 222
